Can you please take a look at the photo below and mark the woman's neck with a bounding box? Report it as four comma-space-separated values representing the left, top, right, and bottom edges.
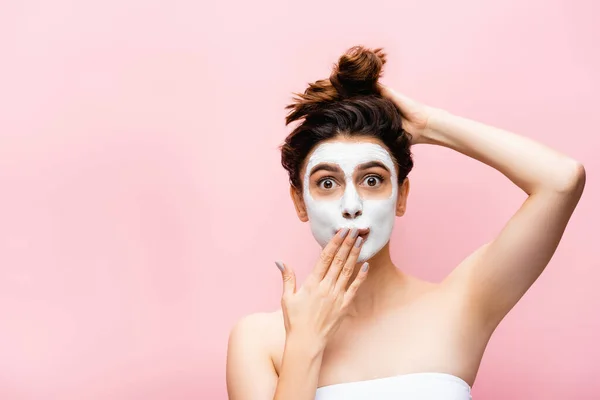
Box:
346, 243, 415, 318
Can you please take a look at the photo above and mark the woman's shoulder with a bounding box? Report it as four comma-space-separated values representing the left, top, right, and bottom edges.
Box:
228, 309, 286, 359
231, 309, 284, 335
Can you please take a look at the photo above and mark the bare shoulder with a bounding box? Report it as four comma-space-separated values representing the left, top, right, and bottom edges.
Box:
228, 309, 285, 360
226, 310, 285, 398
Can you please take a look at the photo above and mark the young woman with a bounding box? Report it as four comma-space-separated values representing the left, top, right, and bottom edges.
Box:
226, 46, 586, 400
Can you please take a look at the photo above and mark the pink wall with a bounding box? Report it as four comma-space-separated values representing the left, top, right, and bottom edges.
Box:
0, 0, 598, 399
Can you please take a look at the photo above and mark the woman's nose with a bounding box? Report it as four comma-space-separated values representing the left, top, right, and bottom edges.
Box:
343, 208, 363, 219
341, 185, 363, 219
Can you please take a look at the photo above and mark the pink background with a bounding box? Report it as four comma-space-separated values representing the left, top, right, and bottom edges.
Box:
1, 0, 598, 399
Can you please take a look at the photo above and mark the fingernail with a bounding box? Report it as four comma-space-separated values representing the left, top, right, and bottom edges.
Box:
351, 228, 359, 238
362, 262, 369, 272
354, 236, 363, 247
339, 228, 349, 238
275, 261, 284, 272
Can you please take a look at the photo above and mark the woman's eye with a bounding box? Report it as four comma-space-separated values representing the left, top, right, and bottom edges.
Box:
318, 178, 337, 190
363, 175, 383, 187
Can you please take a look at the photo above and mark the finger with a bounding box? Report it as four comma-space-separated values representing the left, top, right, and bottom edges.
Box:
378, 83, 390, 95
392, 89, 420, 109
309, 228, 349, 282
379, 84, 417, 107
342, 262, 369, 307
379, 83, 395, 99
276, 261, 296, 296
323, 228, 359, 286
333, 235, 365, 293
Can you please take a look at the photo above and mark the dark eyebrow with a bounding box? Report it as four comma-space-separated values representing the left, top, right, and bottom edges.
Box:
356, 161, 390, 172
309, 163, 342, 177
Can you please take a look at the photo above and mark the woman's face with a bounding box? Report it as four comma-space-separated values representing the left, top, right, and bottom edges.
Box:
294, 136, 408, 263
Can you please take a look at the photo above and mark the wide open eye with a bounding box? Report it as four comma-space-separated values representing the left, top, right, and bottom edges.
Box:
362, 175, 384, 188
317, 178, 339, 190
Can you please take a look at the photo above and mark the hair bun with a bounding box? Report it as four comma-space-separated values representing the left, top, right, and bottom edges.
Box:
285, 45, 387, 126
329, 46, 386, 98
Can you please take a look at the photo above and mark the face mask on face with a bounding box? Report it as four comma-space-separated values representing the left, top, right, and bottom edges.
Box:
302, 142, 399, 263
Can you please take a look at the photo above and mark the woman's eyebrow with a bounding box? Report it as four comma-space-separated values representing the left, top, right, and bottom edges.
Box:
310, 163, 342, 177
356, 161, 390, 172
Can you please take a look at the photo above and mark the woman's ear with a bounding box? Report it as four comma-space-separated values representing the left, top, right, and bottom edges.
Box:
396, 178, 410, 217
290, 185, 309, 222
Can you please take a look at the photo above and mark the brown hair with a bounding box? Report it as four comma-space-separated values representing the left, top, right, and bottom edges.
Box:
280, 45, 414, 191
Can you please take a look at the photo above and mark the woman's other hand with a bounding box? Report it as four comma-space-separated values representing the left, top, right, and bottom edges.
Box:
379, 84, 435, 144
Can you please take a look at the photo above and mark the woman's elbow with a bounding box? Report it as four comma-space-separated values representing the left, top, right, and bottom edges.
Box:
555, 160, 586, 195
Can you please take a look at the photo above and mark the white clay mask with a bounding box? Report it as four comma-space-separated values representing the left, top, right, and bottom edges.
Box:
303, 142, 399, 263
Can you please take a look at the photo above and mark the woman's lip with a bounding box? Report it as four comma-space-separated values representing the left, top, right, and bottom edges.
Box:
358, 229, 371, 243
357, 228, 370, 237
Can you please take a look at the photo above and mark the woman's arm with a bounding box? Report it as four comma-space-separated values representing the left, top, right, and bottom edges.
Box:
424, 108, 586, 328
380, 85, 586, 328
227, 230, 369, 399
273, 334, 326, 399
226, 314, 325, 400
226, 314, 279, 399
422, 109, 585, 196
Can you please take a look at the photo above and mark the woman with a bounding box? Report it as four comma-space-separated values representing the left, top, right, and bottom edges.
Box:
226, 46, 586, 399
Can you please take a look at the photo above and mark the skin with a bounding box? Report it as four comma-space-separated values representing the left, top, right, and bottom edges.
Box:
226, 85, 586, 400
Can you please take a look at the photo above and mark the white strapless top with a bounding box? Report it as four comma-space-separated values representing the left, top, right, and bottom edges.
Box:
315, 372, 472, 400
